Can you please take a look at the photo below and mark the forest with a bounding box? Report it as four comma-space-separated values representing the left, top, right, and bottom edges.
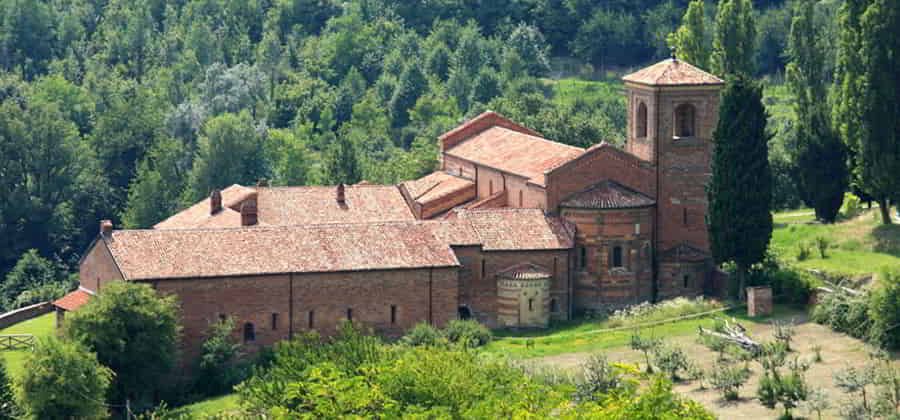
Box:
0, 0, 896, 312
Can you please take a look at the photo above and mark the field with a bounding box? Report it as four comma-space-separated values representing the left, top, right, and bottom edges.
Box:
771, 208, 900, 277
182, 394, 240, 416
0, 312, 54, 380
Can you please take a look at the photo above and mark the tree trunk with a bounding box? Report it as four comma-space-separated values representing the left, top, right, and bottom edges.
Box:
879, 198, 893, 224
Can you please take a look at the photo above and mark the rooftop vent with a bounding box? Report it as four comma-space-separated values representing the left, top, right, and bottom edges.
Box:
336, 184, 346, 205
240, 200, 258, 226
210, 189, 223, 215
100, 220, 113, 237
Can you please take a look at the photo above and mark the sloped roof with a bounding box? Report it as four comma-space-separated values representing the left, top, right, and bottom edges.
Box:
155, 184, 257, 229
103, 223, 459, 280
53, 288, 93, 312
560, 180, 655, 209
444, 126, 584, 186
401, 171, 475, 205
255, 185, 415, 225
622, 59, 724, 86
455, 208, 575, 251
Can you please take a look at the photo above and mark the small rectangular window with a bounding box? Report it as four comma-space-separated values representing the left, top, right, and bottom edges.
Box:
347, 308, 353, 321
612, 246, 623, 268
683, 208, 688, 226
683, 274, 690, 288
528, 298, 534, 311
481, 259, 486, 278
579, 247, 587, 269
308, 310, 314, 329
518, 190, 524, 207
390, 305, 397, 324
271, 313, 278, 330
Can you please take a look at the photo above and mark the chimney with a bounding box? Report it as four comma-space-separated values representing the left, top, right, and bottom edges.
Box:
210, 189, 223, 215
240, 200, 258, 226
100, 220, 113, 237
336, 183, 346, 205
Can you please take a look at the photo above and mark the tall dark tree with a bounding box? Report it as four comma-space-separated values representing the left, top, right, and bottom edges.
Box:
787, 0, 848, 223
324, 133, 362, 185
707, 75, 773, 298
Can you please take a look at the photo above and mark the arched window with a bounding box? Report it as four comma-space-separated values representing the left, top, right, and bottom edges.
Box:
674, 104, 696, 138
243, 322, 255, 343
636, 102, 648, 138
611, 246, 623, 268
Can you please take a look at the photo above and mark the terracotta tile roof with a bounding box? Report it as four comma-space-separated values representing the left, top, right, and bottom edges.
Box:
155, 184, 257, 229
463, 190, 507, 210
53, 288, 93, 311
497, 263, 551, 280
455, 209, 575, 251
255, 185, 415, 226
104, 223, 459, 280
444, 126, 584, 186
560, 180, 655, 209
426, 220, 481, 247
622, 59, 724, 86
401, 172, 474, 205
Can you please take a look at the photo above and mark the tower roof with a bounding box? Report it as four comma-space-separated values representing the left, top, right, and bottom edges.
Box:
622, 58, 724, 87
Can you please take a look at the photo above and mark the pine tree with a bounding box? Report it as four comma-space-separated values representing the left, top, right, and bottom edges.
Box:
667, 0, 710, 69
787, 0, 848, 223
707, 75, 773, 298
389, 62, 426, 129
710, 0, 757, 76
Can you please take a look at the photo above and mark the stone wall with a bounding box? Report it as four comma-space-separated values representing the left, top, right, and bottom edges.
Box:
545, 146, 656, 213
0, 301, 53, 330
78, 238, 124, 293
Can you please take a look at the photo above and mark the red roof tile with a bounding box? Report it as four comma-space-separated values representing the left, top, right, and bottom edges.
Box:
445, 126, 584, 186
155, 184, 257, 229
456, 209, 575, 251
497, 263, 551, 280
255, 185, 415, 226
104, 223, 458, 280
560, 180, 655, 209
401, 172, 475, 205
623, 59, 724, 86
53, 288, 93, 312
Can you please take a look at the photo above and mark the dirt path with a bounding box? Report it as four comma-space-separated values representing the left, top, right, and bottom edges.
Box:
533, 313, 897, 419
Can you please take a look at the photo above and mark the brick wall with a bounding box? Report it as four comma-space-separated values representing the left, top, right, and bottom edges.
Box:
562, 207, 654, 312
150, 267, 459, 365
78, 238, 123, 293
545, 146, 656, 213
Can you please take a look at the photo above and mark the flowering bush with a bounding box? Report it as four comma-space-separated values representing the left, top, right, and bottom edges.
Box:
606, 297, 724, 328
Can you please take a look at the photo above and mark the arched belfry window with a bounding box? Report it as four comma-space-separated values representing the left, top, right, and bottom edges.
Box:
636, 102, 648, 138
674, 104, 696, 138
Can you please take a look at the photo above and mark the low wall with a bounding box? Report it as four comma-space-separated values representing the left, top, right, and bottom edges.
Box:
0, 302, 53, 330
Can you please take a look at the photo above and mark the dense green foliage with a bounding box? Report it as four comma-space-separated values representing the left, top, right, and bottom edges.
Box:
195, 317, 248, 399
667, 0, 709, 69
811, 267, 900, 350
786, 0, 847, 223
0, 249, 74, 312
0, 360, 17, 419
710, 0, 757, 76
65, 281, 181, 408
17, 337, 112, 419
237, 324, 714, 418
707, 75, 773, 295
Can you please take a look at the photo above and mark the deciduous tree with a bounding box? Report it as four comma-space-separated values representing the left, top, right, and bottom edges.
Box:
710, 0, 757, 76
667, 0, 710, 69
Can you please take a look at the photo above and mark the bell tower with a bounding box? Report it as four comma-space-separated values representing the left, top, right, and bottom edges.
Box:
622, 57, 724, 299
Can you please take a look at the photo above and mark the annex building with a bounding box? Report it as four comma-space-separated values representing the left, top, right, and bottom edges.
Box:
60, 58, 725, 361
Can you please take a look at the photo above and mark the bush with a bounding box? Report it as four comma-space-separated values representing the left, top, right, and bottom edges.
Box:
840, 193, 863, 219
443, 319, 492, 348
815, 237, 830, 259
652, 344, 690, 381
0, 359, 18, 419
868, 268, 900, 350
195, 317, 247, 398
1, 249, 59, 311
607, 297, 723, 328
797, 242, 812, 261
630, 332, 660, 373
401, 322, 445, 347
18, 338, 112, 419
709, 362, 750, 401
773, 320, 796, 352
811, 288, 871, 340
744, 254, 817, 304
575, 354, 636, 402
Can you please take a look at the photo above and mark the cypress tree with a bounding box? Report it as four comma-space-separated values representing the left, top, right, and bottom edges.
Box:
857, 0, 900, 224
667, 0, 710, 69
787, 0, 848, 223
707, 75, 773, 298
710, 0, 757, 76
324, 134, 362, 185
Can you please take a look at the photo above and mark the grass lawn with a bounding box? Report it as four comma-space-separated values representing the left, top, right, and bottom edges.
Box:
545, 77, 623, 106
484, 305, 804, 359
0, 312, 55, 379
771, 208, 900, 277
182, 393, 241, 417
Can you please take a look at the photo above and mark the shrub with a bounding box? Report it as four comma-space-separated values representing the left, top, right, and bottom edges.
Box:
804, 388, 830, 420
1, 249, 59, 311
401, 322, 444, 347
575, 354, 637, 402
812, 345, 823, 363
629, 331, 660, 373
195, 317, 247, 398
773, 320, 796, 352
607, 297, 723, 328
745, 255, 816, 304
811, 288, 871, 339
797, 242, 812, 261
840, 193, 863, 219
18, 338, 112, 419
709, 362, 750, 401
868, 268, 900, 350
0, 360, 18, 420
815, 237, 830, 259
443, 319, 492, 348
652, 344, 690, 381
